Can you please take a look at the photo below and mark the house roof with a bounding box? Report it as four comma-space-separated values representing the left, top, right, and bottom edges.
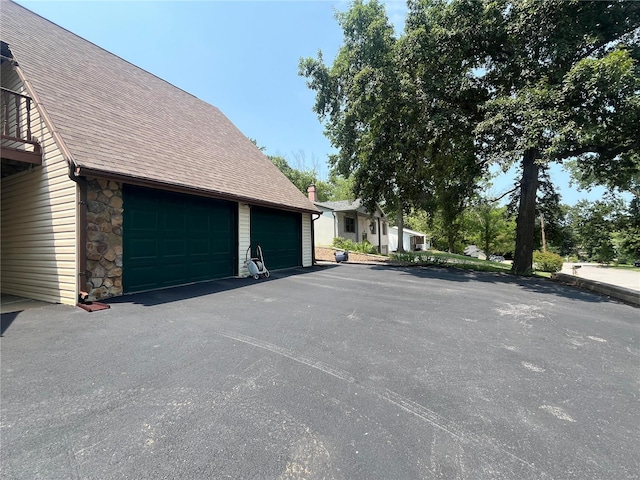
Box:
388, 226, 428, 237
315, 200, 362, 212
0, 0, 319, 214
315, 199, 386, 217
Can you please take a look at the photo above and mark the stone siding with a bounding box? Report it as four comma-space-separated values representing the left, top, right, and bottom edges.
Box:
85, 178, 123, 300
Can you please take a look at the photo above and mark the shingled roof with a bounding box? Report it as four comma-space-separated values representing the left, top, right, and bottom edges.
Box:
1, 0, 319, 214
315, 199, 387, 217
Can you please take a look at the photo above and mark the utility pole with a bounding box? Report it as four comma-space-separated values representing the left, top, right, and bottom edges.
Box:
540, 214, 547, 253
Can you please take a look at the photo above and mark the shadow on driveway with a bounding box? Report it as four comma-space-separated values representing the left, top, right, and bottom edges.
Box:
1, 312, 19, 336
370, 263, 621, 305
106, 264, 339, 308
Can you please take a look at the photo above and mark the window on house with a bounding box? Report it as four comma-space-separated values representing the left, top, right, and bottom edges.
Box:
382, 222, 387, 235
369, 221, 376, 234
345, 217, 355, 233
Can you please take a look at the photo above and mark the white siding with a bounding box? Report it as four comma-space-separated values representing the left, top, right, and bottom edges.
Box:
237, 203, 251, 277
388, 226, 427, 252
336, 212, 358, 242
314, 211, 335, 247
379, 220, 390, 254
302, 213, 312, 267
358, 215, 375, 244
1, 64, 78, 305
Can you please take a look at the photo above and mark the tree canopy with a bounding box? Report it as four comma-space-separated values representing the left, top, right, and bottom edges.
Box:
299, 0, 483, 251
300, 0, 640, 272
460, 0, 640, 272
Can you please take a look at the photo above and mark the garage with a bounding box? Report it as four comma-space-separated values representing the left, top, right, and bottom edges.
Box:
123, 186, 237, 293
250, 206, 301, 270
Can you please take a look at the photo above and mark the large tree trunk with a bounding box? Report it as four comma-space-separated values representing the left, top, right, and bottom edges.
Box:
396, 198, 405, 253
448, 231, 455, 253
512, 148, 540, 274
483, 221, 491, 261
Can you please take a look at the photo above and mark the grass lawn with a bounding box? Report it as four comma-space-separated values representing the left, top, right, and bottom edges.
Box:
609, 264, 640, 271
389, 250, 556, 278
390, 250, 511, 272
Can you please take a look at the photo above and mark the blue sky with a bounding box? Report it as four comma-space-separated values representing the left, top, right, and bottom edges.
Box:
16, 0, 610, 205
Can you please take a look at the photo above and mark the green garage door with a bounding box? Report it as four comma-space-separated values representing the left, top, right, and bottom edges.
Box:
250, 207, 301, 270
123, 186, 236, 293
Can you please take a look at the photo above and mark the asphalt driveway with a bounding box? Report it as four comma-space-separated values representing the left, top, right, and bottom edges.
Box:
1, 264, 638, 479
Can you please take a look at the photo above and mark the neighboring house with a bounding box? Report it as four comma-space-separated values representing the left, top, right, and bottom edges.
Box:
388, 226, 430, 252
307, 186, 389, 254
0, 0, 319, 305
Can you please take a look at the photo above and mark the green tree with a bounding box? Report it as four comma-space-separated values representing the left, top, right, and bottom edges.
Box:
300, 0, 483, 252
249, 138, 335, 201
427, 209, 465, 254
326, 171, 355, 201
300, 0, 438, 252
464, 201, 515, 259
567, 199, 623, 262
403, 208, 429, 235
301, 0, 639, 266
543, 203, 577, 257
268, 155, 332, 202
613, 198, 640, 262
467, 0, 640, 273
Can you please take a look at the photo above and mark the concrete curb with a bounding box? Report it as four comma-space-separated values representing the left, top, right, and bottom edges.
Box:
551, 272, 640, 307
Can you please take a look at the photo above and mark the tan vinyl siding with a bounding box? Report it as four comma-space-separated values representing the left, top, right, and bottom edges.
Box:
1, 65, 78, 305
237, 203, 251, 277
302, 213, 312, 267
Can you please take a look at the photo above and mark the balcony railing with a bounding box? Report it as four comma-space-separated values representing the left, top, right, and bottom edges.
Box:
1, 87, 41, 168
1, 86, 36, 143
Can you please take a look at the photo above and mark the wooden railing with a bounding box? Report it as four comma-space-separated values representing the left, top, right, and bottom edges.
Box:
1, 86, 35, 143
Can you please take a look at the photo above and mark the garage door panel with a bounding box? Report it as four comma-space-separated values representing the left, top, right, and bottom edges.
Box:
127, 238, 157, 260
124, 186, 236, 293
130, 210, 157, 230
251, 207, 301, 270
160, 263, 187, 286
210, 258, 234, 276
212, 237, 231, 251
190, 260, 209, 275
161, 212, 185, 231
125, 265, 157, 291
161, 238, 186, 257
190, 238, 209, 255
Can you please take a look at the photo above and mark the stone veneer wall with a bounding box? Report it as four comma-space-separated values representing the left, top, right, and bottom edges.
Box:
85, 178, 123, 300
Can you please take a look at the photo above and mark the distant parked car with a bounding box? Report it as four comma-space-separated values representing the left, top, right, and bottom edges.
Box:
490, 255, 505, 263
634, 260, 640, 267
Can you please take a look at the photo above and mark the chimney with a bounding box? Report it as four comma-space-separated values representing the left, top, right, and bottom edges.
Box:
307, 184, 317, 202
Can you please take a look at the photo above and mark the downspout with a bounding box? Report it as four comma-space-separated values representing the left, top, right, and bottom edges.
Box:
73, 173, 89, 300
355, 212, 359, 243
378, 217, 381, 253
13, 63, 88, 301
311, 212, 321, 265
332, 212, 338, 238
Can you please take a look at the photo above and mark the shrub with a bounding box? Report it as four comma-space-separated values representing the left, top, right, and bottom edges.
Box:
332, 237, 355, 250
533, 250, 563, 273
332, 237, 379, 254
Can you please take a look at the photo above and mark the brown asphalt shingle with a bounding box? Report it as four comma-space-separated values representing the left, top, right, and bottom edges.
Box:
1, 0, 319, 213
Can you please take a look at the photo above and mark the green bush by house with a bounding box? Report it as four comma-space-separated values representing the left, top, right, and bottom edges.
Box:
332, 237, 379, 254
533, 250, 563, 273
